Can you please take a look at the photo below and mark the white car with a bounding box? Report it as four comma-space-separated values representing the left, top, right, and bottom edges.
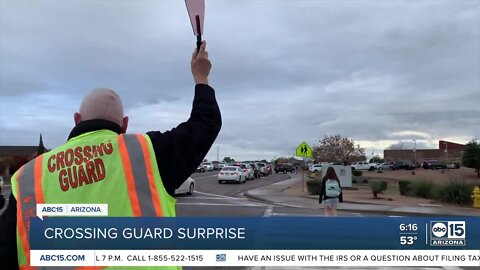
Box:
309, 164, 324, 172
218, 166, 246, 184
351, 161, 377, 171
202, 162, 214, 171
175, 177, 195, 195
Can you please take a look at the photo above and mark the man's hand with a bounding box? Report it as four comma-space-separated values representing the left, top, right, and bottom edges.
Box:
191, 41, 211, 85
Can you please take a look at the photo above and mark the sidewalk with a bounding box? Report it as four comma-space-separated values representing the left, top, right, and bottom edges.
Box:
245, 175, 480, 216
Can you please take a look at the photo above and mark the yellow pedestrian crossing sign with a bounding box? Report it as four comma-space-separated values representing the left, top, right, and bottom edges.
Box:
296, 142, 312, 158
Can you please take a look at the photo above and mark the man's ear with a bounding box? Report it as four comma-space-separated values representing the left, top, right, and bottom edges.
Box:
74, 112, 82, 125
121, 116, 129, 133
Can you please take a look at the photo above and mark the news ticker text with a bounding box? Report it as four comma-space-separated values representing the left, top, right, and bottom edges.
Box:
31, 250, 480, 267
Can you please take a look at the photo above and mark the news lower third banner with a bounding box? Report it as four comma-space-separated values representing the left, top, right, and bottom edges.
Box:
30, 217, 480, 267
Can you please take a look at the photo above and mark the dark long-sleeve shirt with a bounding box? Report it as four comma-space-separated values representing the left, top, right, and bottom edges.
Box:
0, 83, 221, 269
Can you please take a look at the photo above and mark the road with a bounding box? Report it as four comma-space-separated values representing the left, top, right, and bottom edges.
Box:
178, 171, 375, 218
177, 171, 289, 217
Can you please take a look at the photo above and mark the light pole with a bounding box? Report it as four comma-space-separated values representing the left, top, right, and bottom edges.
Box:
412, 139, 416, 165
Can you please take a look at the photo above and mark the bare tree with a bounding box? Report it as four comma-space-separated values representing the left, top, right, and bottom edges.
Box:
313, 135, 365, 163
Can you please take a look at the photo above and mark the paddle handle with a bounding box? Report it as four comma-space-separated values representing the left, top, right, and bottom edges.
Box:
195, 15, 202, 52
196, 35, 202, 52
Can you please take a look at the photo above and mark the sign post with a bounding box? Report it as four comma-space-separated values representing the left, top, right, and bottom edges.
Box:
295, 142, 313, 193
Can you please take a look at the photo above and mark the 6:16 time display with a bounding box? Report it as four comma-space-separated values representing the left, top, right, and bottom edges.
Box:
399, 223, 418, 232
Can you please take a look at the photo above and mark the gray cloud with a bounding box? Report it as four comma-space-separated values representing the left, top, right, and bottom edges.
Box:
0, 0, 479, 161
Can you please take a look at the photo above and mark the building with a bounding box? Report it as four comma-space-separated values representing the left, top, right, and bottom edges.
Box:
0, 135, 47, 178
384, 140, 465, 164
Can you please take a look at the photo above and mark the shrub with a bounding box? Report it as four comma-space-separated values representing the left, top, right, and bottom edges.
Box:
380, 181, 388, 192
309, 172, 322, 180
398, 180, 413, 195
306, 179, 322, 195
436, 180, 474, 205
352, 170, 362, 177
412, 180, 435, 199
369, 180, 388, 198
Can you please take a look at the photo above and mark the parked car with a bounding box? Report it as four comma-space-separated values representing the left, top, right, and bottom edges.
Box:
351, 162, 377, 171
275, 163, 295, 173
377, 163, 391, 170
429, 162, 448, 170
175, 177, 195, 195
422, 161, 430, 170
309, 164, 324, 172
196, 165, 206, 173
218, 166, 246, 184
202, 162, 214, 171
446, 162, 460, 169
390, 162, 415, 170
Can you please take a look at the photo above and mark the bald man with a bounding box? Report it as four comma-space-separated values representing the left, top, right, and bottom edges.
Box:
75, 88, 128, 131
0, 41, 221, 269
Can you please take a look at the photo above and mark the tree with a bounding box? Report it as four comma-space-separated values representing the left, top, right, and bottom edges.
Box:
312, 135, 365, 163
462, 140, 480, 178
275, 157, 289, 164
369, 156, 384, 163
37, 134, 47, 156
223, 157, 234, 163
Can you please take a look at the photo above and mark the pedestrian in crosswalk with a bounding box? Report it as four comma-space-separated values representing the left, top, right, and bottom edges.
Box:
319, 167, 343, 216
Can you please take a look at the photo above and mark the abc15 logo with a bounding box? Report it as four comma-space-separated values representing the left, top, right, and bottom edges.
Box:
430, 221, 466, 239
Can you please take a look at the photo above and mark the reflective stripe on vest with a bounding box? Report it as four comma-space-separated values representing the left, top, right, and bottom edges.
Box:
16, 134, 174, 270
118, 134, 163, 216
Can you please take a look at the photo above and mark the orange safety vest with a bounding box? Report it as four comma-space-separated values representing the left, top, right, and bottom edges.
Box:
11, 130, 178, 270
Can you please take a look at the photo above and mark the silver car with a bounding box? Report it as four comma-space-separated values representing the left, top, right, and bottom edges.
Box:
256, 162, 268, 176
241, 163, 254, 180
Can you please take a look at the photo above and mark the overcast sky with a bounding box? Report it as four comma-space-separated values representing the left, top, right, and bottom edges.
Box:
1, 0, 479, 161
